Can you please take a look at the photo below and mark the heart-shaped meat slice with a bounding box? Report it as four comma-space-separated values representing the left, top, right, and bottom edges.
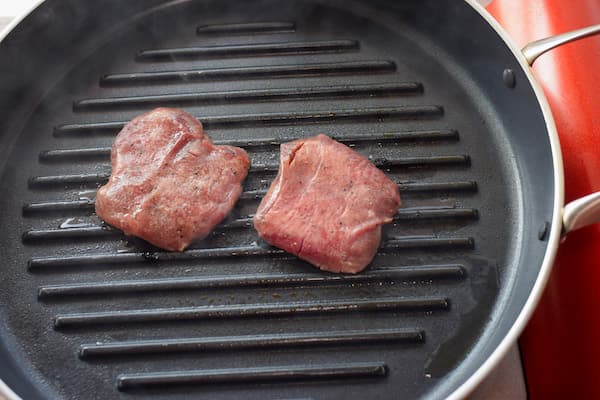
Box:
96, 108, 250, 251
254, 134, 401, 273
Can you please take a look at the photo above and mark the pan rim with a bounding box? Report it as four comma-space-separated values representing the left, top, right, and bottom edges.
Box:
0, 0, 43, 397
0, 0, 44, 46
0, 3, 44, 400
446, 0, 565, 399
0, 0, 565, 399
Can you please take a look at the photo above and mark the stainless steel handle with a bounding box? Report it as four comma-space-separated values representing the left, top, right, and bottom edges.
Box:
563, 192, 600, 234
521, 25, 600, 233
522, 24, 600, 65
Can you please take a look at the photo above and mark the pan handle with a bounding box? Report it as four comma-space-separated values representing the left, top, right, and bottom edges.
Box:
563, 192, 600, 233
521, 27, 600, 232
522, 24, 600, 65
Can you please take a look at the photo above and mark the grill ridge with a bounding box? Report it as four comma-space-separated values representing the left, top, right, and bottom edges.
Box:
27, 237, 475, 271
28, 155, 468, 188
100, 60, 397, 86
116, 362, 388, 390
79, 329, 423, 358
23, 207, 477, 243
23, 216, 253, 242
38, 265, 465, 298
22, 181, 477, 215
136, 39, 360, 61
53, 106, 444, 136
39, 129, 458, 162
73, 82, 423, 111
196, 22, 297, 36
53, 297, 450, 328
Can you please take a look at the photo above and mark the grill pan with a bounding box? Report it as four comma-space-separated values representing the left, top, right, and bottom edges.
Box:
1, 0, 599, 399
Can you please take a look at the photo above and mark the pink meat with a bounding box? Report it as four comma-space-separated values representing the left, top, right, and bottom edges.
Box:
254, 134, 401, 273
96, 108, 250, 251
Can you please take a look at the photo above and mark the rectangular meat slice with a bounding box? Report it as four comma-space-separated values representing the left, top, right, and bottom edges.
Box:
254, 134, 401, 273
96, 108, 250, 251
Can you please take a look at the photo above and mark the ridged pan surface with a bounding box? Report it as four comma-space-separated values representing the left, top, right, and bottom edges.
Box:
0, 0, 555, 399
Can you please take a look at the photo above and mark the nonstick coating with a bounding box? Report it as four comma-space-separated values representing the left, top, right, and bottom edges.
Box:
0, 1, 556, 399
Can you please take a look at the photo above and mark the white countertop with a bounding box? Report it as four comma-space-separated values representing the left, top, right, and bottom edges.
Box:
0, 0, 38, 17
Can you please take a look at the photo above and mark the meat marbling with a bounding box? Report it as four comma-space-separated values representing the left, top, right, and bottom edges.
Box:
254, 134, 401, 273
96, 108, 250, 251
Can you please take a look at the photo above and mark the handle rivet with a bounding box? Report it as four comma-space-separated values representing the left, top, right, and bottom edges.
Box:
538, 221, 550, 241
503, 69, 516, 88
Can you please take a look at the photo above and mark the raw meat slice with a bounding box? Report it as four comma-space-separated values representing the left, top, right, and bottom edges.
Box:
96, 108, 250, 251
254, 134, 401, 273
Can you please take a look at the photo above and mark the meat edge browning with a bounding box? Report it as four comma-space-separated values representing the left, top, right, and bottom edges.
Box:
254, 134, 401, 274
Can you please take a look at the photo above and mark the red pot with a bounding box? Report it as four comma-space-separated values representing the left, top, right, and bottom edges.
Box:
488, 1, 600, 398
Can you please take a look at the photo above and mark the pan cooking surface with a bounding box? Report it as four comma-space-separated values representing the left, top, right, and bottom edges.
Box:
0, 1, 530, 399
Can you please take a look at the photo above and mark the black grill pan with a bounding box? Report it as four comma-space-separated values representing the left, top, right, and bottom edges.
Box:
0, 1, 557, 399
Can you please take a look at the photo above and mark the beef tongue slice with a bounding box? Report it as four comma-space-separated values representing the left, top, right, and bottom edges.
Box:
254, 134, 401, 273
96, 108, 250, 251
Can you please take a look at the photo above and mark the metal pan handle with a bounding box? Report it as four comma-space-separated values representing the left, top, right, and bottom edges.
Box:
563, 192, 600, 234
522, 24, 600, 65
520, 26, 600, 233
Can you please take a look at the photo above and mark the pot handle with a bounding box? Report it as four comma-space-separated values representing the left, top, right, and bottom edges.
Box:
522, 24, 600, 65
520, 26, 600, 233
563, 192, 600, 233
